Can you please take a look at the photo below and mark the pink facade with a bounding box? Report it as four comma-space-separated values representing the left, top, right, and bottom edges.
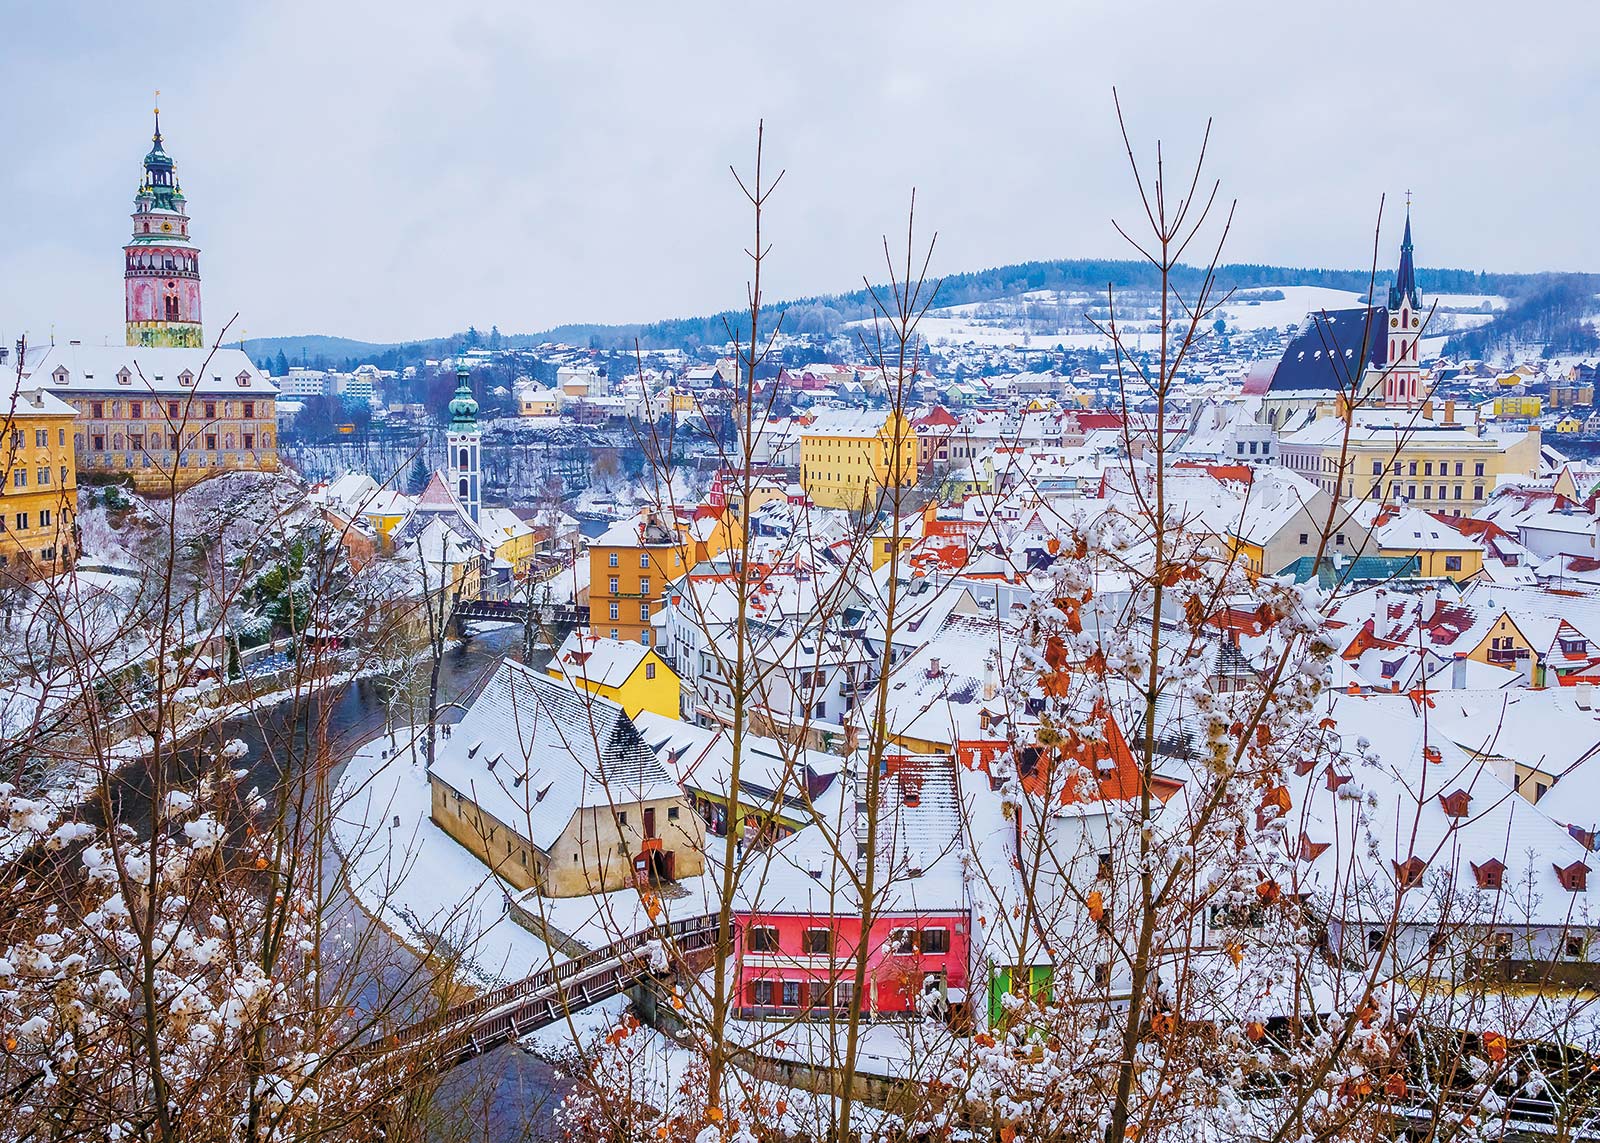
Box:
733, 909, 969, 1018
125, 270, 202, 326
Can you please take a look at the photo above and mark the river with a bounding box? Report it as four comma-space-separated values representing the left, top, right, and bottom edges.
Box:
111, 623, 572, 1140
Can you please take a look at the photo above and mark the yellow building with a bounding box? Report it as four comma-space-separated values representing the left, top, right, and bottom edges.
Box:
517, 388, 559, 417
798, 409, 918, 510
0, 386, 78, 575
1370, 507, 1483, 581
588, 508, 738, 645
1555, 415, 1583, 434
549, 632, 681, 720
1279, 407, 1540, 518
23, 344, 279, 493
1490, 394, 1542, 418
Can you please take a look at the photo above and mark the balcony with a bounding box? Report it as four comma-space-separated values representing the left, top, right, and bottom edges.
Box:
1468, 956, 1600, 988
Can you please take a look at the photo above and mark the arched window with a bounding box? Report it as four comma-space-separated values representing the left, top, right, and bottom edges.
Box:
165, 293, 180, 321
459, 478, 469, 498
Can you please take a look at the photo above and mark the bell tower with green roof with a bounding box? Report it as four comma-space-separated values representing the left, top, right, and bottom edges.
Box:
124, 97, 204, 348
445, 364, 481, 524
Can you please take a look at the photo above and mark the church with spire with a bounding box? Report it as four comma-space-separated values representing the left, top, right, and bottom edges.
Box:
18, 100, 281, 492
1381, 206, 1425, 409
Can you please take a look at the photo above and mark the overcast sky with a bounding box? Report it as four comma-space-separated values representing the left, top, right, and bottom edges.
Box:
2, 1, 1594, 346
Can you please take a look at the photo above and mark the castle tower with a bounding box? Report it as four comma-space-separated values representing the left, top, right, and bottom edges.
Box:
124, 101, 203, 348
1383, 206, 1423, 408
446, 365, 481, 523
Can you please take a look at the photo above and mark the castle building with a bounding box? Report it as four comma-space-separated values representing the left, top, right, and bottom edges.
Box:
124, 107, 202, 349
18, 107, 279, 493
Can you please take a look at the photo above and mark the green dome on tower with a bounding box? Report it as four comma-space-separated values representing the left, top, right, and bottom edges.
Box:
448, 366, 479, 428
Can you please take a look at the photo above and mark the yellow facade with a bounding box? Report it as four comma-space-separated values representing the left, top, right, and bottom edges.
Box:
1491, 394, 1542, 418
63, 390, 280, 493
1466, 612, 1537, 675
1556, 416, 1583, 434
1281, 422, 1540, 518
0, 396, 78, 575
587, 511, 738, 644
519, 391, 559, 417
799, 412, 918, 510
549, 646, 681, 721
1374, 541, 1483, 581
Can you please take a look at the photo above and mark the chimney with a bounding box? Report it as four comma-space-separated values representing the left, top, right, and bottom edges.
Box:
1444, 399, 1456, 425
1451, 652, 1467, 690
927, 657, 941, 679
1576, 682, 1593, 711
982, 655, 997, 701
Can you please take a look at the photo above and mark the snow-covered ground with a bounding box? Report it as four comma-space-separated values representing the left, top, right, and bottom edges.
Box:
332, 725, 558, 985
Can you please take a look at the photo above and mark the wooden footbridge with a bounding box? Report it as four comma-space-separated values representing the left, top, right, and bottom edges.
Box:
362, 913, 721, 1071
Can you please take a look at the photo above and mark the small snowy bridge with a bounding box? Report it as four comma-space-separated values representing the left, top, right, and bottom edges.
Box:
363, 913, 721, 1071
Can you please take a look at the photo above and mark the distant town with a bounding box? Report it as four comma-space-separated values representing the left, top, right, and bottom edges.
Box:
9, 101, 1600, 1143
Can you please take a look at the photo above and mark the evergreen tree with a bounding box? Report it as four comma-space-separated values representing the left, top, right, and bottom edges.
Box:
406, 454, 430, 495
273, 349, 289, 376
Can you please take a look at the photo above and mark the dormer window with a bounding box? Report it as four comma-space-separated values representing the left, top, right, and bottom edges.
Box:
117, 368, 132, 386
1394, 856, 1428, 890
236, 372, 251, 388
52, 367, 68, 385
1439, 790, 1472, 819
1471, 858, 1505, 890
1555, 861, 1590, 892
178, 370, 194, 388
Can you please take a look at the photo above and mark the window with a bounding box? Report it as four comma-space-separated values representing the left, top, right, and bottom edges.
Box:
1565, 935, 1587, 959
667, 805, 678, 820
615, 811, 628, 828
640, 553, 651, 568
1407, 484, 1416, 499
781, 980, 802, 1007
919, 927, 950, 954
1298, 533, 1308, 545
167, 400, 180, 418
1097, 852, 1114, 880
1445, 556, 1462, 572
749, 979, 775, 1006
37, 468, 48, 486
1371, 461, 1383, 475
243, 434, 254, 449
12, 470, 24, 488
609, 576, 619, 594
609, 602, 619, 621
835, 980, 856, 1009
645, 662, 656, 679
243, 401, 254, 418
609, 629, 618, 640
1408, 461, 1417, 476
803, 928, 834, 955
91, 402, 103, 418
1474, 485, 1485, 500
639, 577, 650, 594
888, 928, 915, 954
1335, 533, 1345, 547
39, 509, 50, 527
205, 434, 217, 450
33, 429, 46, 448
130, 401, 142, 419
1474, 462, 1485, 477
59, 466, 67, 484
639, 603, 650, 621
15, 513, 27, 531
1454, 462, 1463, 477
204, 401, 216, 419
608, 552, 619, 567
813, 702, 827, 720
746, 926, 780, 952
1367, 929, 1387, 953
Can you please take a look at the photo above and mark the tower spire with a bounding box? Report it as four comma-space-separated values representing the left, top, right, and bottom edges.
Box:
153, 89, 162, 145
1389, 199, 1419, 312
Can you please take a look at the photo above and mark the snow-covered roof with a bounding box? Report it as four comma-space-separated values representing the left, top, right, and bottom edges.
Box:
428, 661, 679, 854
25, 344, 278, 396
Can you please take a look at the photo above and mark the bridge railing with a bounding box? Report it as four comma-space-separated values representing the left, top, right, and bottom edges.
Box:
376, 912, 724, 1055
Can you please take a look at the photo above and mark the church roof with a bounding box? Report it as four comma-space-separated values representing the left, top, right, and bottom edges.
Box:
1259, 307, 1388, 394
1388, 208, 1421, 311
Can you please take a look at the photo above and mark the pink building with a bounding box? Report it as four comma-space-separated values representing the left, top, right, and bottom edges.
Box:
729, 754, 970, 1020
733, 908, 969, 1018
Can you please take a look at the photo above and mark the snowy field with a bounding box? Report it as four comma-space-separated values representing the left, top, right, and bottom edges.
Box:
332, 725, 558, 985
862, 284, 1509, 350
